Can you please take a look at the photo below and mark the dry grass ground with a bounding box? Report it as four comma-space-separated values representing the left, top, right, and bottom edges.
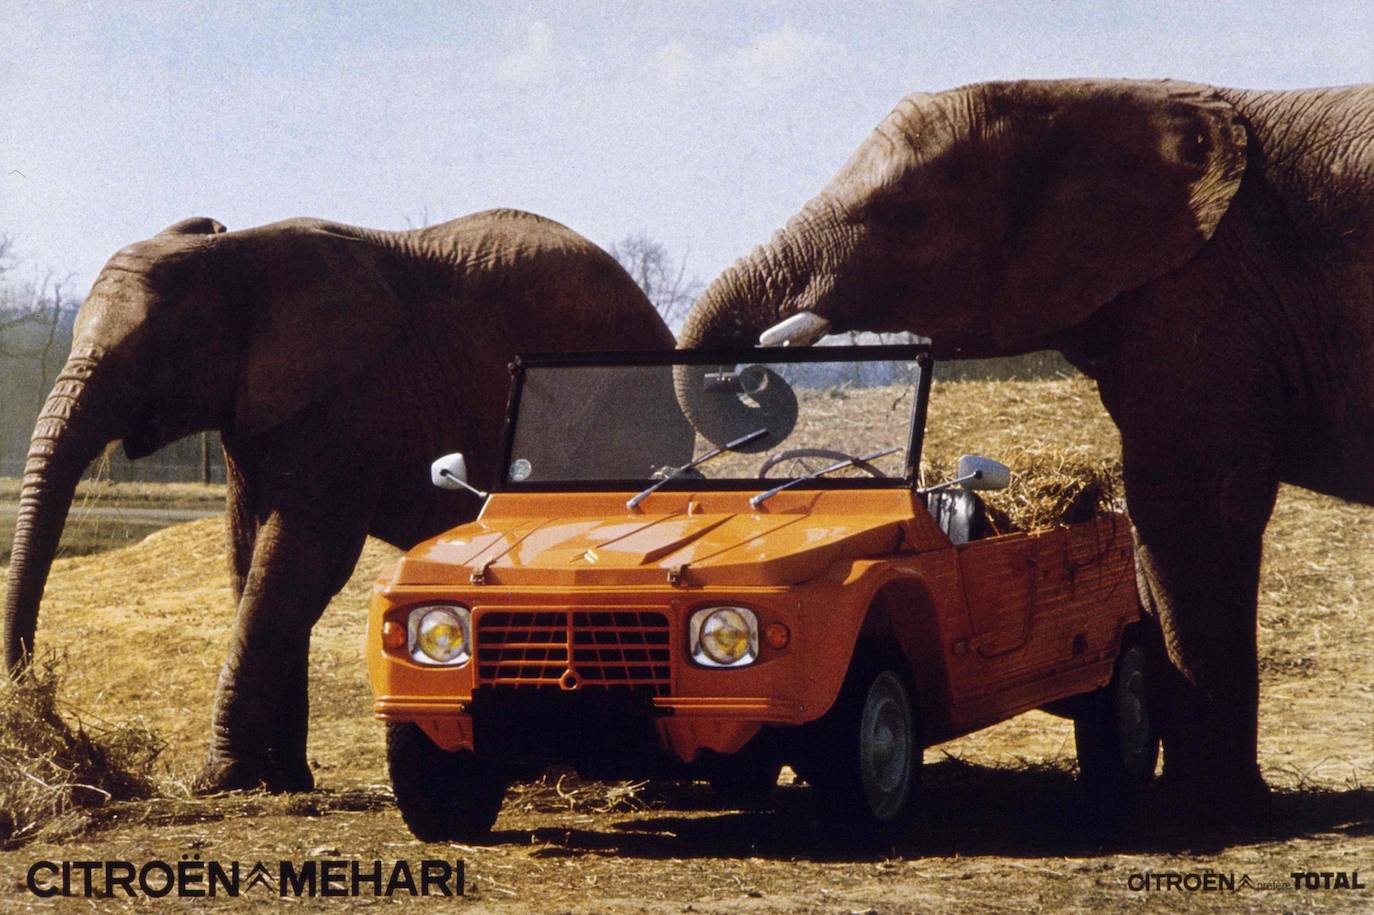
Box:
0, 375, 1371, 912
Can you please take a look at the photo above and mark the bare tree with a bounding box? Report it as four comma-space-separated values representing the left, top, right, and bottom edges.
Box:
403, 204, 439, 230
609, 232, 703, 330
0, 238, 81, 473
0, 234, 32, 353
33, 276, 72, 400
0, 266, 76, 388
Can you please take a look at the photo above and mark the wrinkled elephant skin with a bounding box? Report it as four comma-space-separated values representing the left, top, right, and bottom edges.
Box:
680, 79, 1374, 814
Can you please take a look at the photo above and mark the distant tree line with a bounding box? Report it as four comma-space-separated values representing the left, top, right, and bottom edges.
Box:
0, 235, 224, 484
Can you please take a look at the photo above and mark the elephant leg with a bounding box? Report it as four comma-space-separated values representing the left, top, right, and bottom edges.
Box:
265, 617, 317, 792
1124, 456, 1278, 816
193, 508, 370, 794
223, 452, 256, 602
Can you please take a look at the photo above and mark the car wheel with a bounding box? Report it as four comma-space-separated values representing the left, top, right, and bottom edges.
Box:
809, 651, 921, 845
386, 722, 506, 842
1074, 643, 1159, 810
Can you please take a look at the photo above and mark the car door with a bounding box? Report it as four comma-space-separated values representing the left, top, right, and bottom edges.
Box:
943, 528, 1076, 711
958, 532, 1040, 660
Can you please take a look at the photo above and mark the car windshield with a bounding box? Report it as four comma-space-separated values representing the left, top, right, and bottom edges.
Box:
500, 344, 929, 489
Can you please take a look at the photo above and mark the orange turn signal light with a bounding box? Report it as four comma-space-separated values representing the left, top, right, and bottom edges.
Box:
763, 622, 791, 650
381, 619, 406, 650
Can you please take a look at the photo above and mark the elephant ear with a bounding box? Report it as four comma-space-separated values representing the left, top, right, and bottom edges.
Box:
158, 216, 227, 236
232, 233, 405, 437
989, 80, 1247, 347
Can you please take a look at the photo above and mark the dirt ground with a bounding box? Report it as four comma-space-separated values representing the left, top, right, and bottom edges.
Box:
1, 376, 1372, 912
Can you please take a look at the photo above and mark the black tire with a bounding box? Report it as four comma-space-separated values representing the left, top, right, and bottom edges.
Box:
386, 722, 506, 842
1074, 643, 1159, 810
807, 650, 921, 845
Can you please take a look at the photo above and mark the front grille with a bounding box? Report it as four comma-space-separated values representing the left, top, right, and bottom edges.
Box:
475, 609, 672, 695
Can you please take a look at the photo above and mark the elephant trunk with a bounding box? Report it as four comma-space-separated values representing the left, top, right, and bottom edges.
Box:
4, 349, 119, 672
674, 213, 840, 447
678, 209, 842, 351
677, 261, 780, 353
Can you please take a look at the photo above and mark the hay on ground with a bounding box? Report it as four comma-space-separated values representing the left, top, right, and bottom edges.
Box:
0, 654, 165, 846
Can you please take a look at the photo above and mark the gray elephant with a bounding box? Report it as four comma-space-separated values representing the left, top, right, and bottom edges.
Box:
5, 209, 692, 792
678, 79, 1373, 813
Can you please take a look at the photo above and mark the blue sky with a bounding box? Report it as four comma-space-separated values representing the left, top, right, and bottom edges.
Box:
1, 1, 1370, 295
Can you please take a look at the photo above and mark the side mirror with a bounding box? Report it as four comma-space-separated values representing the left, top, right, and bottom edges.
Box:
701, 364, 770, 396
431, 453, 468, 488
958, 454, 1011, 491
431, 453, 488, 498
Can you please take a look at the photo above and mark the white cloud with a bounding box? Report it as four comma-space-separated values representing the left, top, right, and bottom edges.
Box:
725, 25, 837, 81
502, 19, 555, 84
649, 26, 841, 98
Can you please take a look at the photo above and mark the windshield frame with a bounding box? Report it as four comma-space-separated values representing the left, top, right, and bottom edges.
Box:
495, 343, 933, 494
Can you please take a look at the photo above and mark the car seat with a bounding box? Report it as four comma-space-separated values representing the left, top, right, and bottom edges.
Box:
924, 489, 989, 545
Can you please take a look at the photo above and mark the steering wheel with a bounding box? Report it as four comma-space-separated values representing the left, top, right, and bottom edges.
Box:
756, 448, 888, 479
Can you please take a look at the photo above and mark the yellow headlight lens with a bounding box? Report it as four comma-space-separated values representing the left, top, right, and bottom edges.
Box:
693, 607, 759, 667
418, 619, 464, 659
408, 605, 471, 666
703, 611, 749, 662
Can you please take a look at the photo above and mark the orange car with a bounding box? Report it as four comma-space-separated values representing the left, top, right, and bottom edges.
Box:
366, 344, 1155, 844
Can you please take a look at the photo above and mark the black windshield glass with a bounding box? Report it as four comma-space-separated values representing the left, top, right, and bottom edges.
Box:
502, 345, 928, 490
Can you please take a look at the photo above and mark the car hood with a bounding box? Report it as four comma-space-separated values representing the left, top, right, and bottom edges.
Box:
389, 490, 920, 588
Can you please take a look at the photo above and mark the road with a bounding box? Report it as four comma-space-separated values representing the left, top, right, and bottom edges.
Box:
0, 504, 220, 522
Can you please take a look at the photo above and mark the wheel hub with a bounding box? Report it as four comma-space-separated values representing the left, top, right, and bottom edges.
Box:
1117, 659, 1153, 770
859, 672, 912, 819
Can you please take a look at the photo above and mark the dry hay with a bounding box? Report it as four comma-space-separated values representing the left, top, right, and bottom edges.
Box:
921, 376, 1125, 531
0, 517, 406, 847
507, 770, 664, 816
922, 445, 1124, 533
17, 519, 401, 795
0, 654, 165, 847
923, 375, 1119, 459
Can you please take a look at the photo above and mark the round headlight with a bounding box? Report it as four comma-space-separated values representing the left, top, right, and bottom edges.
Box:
691, 606, 759, 667
407, 604, 471, 666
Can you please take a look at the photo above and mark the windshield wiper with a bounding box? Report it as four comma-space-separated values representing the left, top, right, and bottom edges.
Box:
750, 447, 901, 508
627, 428, 770, 511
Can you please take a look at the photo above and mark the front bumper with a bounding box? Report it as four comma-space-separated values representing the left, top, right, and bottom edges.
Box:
367, 587, 814, 764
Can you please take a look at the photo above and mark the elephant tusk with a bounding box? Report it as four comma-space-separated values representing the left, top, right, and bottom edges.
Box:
758, 312, 832, 347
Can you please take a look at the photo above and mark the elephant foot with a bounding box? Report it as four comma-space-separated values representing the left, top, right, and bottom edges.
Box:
263, 754, 316, 793
192, 756, 269, 795
1147, 766, 1272, 835
192, 753, 315, 795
